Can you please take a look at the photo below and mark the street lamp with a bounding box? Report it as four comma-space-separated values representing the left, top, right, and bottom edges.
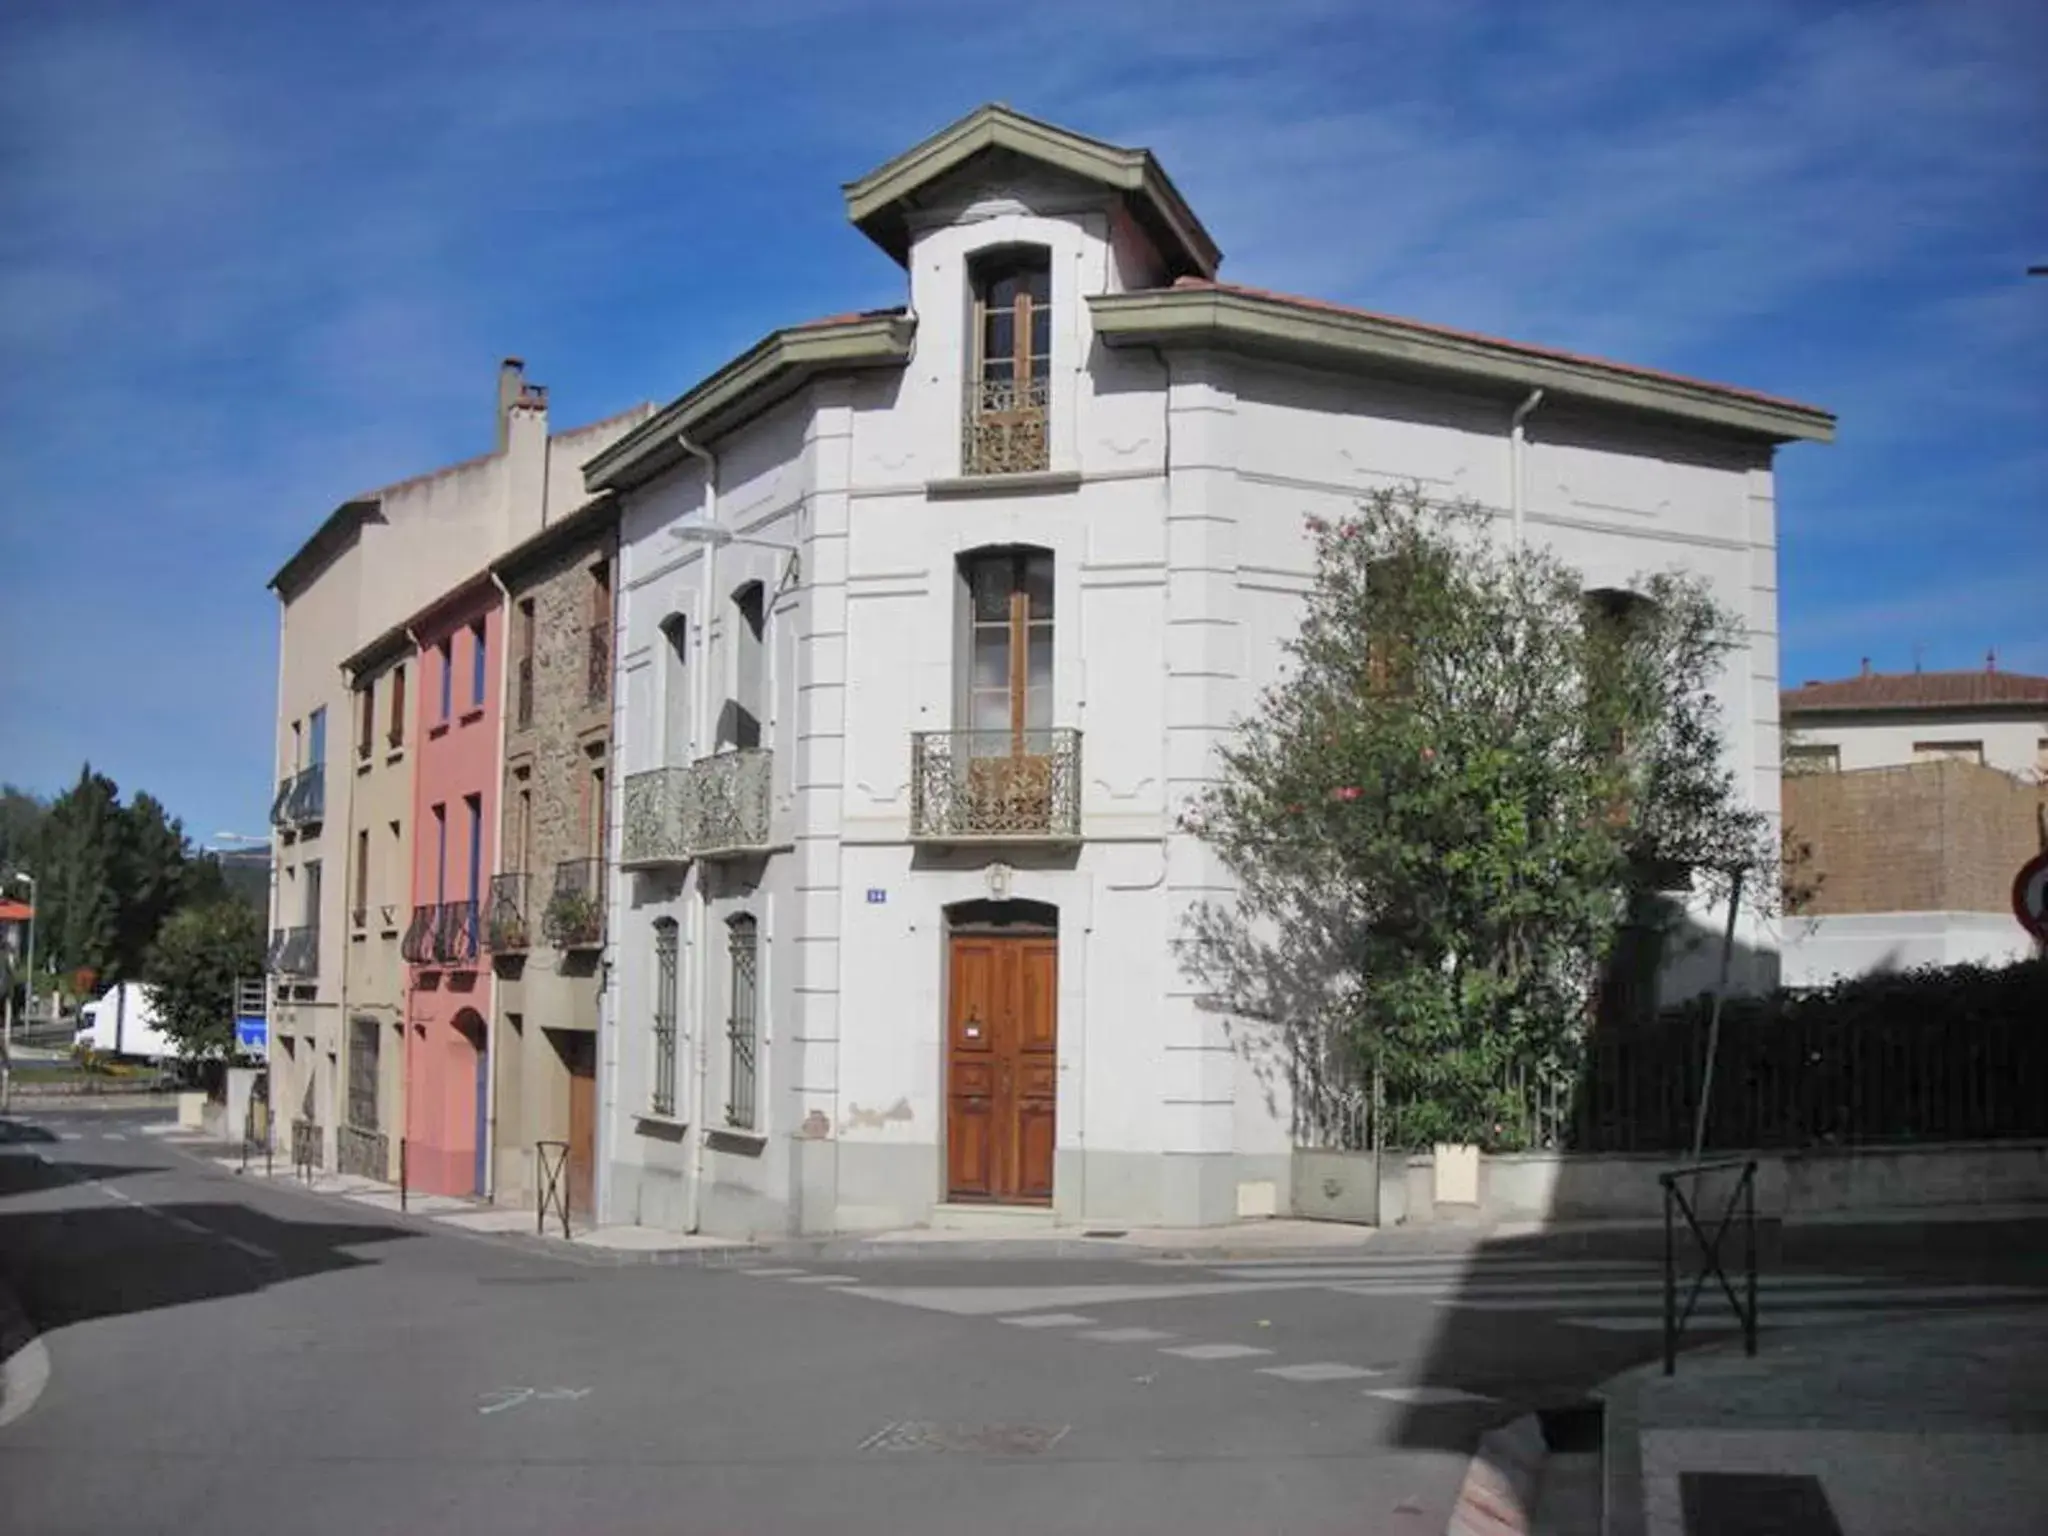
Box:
666, 522, 801, 556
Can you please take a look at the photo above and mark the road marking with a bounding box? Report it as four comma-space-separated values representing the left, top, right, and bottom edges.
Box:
1367, 1385, 1496, 1406
736, 1267, 807, 1277
99, 1133, 126, 1142
1079, 1327, 1177, 1343
1213, 1261, 1658, 1281
1160, 1343, 1273, 1361
1258, 1361, 1384, 1382
784, 1273, 860, 1285
843, 1280, 1324, 1316
998, 1313, 1098, 1328
223, 1235, 279, 1261
1447, 1284, 2048, 1314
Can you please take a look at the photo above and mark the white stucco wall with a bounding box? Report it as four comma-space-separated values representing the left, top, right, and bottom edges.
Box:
1781, 911, 2039, 988
1787, 709, 2048, 779
597, 176, 1796, 1236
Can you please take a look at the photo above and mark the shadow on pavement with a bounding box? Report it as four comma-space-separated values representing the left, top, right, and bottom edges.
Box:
1, 1153, 414, 1344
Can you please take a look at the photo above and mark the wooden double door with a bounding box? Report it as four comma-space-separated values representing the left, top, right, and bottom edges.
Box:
946, 931, 1057, 1205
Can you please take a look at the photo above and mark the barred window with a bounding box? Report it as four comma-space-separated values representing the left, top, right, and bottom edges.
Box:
964, 247, 1051, 475
725, 914, 758, 1130
651, 918, 679, 1118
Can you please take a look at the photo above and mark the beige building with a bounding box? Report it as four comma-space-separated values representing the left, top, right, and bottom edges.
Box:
267, 361, 648, 1175
483, 497, 618, 1212
1783, 664, 2048, 780
1780, 666, 2048, 985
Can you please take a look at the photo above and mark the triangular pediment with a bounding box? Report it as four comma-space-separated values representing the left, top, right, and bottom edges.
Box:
843, 104, 1220, 279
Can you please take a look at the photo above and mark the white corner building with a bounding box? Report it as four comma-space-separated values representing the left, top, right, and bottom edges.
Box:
589, 106, 1833, 1237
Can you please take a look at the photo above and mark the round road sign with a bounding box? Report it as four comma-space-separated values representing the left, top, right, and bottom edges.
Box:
2014, 850, 2048, 943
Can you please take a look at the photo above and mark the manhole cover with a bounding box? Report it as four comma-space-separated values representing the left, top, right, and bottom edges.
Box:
859, 1421, 1071, 1455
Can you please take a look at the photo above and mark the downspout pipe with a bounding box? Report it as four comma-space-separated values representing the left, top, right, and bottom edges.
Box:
673, 431, 718, 1235
1509, 388, 1546, 551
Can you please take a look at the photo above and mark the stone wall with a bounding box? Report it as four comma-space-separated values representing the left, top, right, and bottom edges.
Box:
1784, 760, 2045, 915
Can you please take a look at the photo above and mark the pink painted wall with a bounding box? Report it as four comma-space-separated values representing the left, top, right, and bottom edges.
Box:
404, 585, 503, 1197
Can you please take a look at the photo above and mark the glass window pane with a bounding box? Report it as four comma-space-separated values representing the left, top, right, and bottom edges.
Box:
1023, 264, 1049, 303
1023, 555, 1053, 618
972, 628, 1010, 690
1025, 686, 1052, 730
984, 308, 1013, 361
1030, 303, 1050, 363
987, 271, 1018, 308
1027, 626, 1052, 689
971, 690, 1011, 733
971, 563, 1013, 621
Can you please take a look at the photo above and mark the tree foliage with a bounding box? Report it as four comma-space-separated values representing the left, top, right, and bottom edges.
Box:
1179, 487, 1771, 1149
145, 900, 265, 1059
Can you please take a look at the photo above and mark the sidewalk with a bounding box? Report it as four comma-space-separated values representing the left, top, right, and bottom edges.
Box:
1598, 1308, 2048, 1536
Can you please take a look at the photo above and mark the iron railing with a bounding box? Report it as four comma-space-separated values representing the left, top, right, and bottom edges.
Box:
515, 655, 534, 729
910, 728, 1081, 842
545, 859, 604, 949
269, 765, 326, 828
486, 873, 531, 952
586, 623, 609, 708
291, 1117, 323, 1178
269, 926, 318, 979
433, 900, 479, 965
536, 1139, 571, 1239
400, 905, 438, 964
621, 767, 691, 867
688, 748, 773, 858
962, 377, 1049, 475
1660, 1158, 1759, 1374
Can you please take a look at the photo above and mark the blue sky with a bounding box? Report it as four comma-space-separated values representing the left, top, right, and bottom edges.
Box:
1, 0, 2042, 843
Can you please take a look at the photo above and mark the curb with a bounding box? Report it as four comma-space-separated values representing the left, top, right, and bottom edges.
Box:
1445, 1412, 1548, 1536
0, 1282, 52, 1431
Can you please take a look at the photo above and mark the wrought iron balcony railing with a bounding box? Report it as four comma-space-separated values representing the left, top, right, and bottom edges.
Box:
434, 900, 479, 965
621, 750, 774, 867
962, 377, 1050, 476
400, 904, 438, 964
486, 873, 531, 952
910, 728, 1081, 843
586, 623, 610, 708
269, 764, 326, 829
687, 748, 773, 859
544, 858, 604, 949
270, 925, 319, 978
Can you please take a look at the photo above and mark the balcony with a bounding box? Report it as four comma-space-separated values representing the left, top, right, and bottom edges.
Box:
620, 750, 774, 868
962, 378, 1049, 476
586, 623, 610, 709
269, 765, 326, 830
486, 874, 531, 953
433, 900, 479, 965
544, 858, 604, 949
400, 905, 438, 964
269, 925, 319, 979
910, 728, 1081, 844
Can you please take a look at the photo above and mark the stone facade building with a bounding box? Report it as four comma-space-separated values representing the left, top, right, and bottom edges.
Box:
485, 499, 618, 1213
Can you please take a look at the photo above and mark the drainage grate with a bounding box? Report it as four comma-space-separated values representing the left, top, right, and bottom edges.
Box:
859, 1421, 1071, 1455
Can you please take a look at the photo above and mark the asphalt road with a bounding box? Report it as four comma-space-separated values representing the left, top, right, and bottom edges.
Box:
5, 1106, 2046, 1536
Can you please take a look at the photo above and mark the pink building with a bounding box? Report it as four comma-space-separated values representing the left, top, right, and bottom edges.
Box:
399, 574, 503, 1196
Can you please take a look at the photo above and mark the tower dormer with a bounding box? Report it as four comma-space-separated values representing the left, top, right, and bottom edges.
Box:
843, 105, 1220, 478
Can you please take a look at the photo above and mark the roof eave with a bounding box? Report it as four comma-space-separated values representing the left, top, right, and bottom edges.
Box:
583, 314, 916, 495
1089, 290, 1836, 446
269, 497, 382, 599
842, 106, 1221, 280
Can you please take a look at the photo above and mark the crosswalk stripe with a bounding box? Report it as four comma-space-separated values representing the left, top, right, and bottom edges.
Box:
1161, 1343, 1272, 1361
784, 1274, 859, 1285
999, 1313, 1098, 1328
1329, 1274, 1860, 1300
1080, 1327, 1176, 1343
1446, 1284, 2048, 1314
1210, 1261, 1658, 1281
1258, 1361, 1383, 1382
737, 1267, 806, 1277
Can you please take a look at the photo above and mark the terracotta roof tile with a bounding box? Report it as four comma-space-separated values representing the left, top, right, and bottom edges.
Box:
1782, 670, 2048, 714
1165, 277, 1824, 416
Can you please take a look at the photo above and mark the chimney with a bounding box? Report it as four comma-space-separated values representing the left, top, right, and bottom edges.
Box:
1859, 657, 1871, 678
1987, 648, 1998, 673
496, 357, 526, 452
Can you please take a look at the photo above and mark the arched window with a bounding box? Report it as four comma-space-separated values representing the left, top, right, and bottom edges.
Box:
965, 246, 1051, 475
650, 918, 679, 1118
721, 582, 766, 752
725, 914, 759, 1130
